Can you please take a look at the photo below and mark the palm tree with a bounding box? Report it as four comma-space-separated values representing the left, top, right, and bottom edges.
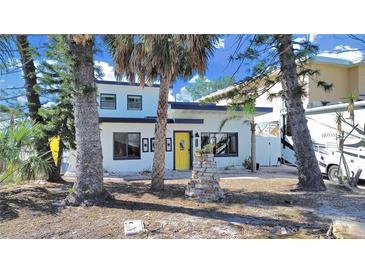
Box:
64, 35, 111, 205
344, 92, 358, 125
274, 34, 326, 191
0, 120, 51, 184
219, 100, 257, 172
105, 34, 219, 191
16, 35, 61, 182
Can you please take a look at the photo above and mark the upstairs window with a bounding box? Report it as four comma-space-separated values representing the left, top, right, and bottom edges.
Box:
100, 93, 116, 109
201, 132, 238, 157
127, 95, 142, 110
113, 132, 141, 160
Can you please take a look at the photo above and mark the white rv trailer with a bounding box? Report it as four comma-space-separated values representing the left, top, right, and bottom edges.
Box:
281, 101, 365, 182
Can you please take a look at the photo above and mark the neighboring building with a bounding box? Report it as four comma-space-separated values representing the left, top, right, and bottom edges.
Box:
200, 55, 365, 178
64, 80, 272, 174
203, 56, 365, 122
64, 55, 364, 175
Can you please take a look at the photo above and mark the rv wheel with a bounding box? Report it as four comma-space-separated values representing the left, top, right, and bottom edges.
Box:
327, 165, 342, 183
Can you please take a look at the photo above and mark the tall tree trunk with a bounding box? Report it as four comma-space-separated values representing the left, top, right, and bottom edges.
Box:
250, 119, 256, 173
16, 35, 61, 182
151, 75, 170, 191
275, 34, 326, 191
64, 35, 111, 205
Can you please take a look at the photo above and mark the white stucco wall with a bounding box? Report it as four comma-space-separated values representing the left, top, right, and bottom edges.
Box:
62, 82, 259, 174
97, 83, 160, 118
98, 110, 251, 173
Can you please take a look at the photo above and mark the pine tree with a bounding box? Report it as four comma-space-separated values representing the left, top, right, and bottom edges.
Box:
63, 34, 111, 205
207, 35, 330, 191
37, 35, 76, 179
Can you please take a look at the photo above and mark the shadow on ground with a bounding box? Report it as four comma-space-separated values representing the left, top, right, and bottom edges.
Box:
1, 179, 364, 238
0, 185, 69, 222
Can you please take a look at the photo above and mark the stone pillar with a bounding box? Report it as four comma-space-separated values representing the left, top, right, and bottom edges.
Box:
185, 153, 224, 202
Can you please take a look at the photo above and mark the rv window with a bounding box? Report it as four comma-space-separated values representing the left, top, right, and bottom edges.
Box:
100, 93, 116, 109
201, 132, 238, 157
114, 132, 141, 160
286, 115, 292, 137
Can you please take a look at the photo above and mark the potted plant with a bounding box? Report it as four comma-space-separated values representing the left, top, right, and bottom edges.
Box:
195, 148, 204, 157
194, 144, 214, 163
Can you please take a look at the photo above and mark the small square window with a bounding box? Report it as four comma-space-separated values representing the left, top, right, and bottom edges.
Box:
100, 93, 116, 109
127, 95, 142, 110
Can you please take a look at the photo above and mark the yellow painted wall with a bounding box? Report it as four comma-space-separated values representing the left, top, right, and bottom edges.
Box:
308, 62, 365, 102
358, 65, 365, 93
348, 66, 359, 94
308, 63, 350, 102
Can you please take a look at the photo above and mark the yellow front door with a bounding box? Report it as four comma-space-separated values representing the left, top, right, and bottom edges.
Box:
175, 132, 191, 170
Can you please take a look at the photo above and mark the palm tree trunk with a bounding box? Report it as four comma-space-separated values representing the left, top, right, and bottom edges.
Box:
275, 34, 326, 191
64, 35, 111, 205
151, 75, 170, 191
16, 35, 61, 183
250, 119, 256, 173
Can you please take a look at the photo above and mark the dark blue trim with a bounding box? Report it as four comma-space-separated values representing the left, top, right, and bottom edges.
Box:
174, 118, 204, 124
99, 117, 204, 124
168, 101, 272, 113
96, 80, 161, 88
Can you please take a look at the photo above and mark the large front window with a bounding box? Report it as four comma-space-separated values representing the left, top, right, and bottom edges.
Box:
113, 132, 141, 160
201, 132, 238, 157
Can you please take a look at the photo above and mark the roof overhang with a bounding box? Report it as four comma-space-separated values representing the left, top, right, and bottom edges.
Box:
169, 102, 272, 113
99, 117, 204, 124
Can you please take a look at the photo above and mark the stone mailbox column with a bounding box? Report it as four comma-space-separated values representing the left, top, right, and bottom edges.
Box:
185, 153, 224, 202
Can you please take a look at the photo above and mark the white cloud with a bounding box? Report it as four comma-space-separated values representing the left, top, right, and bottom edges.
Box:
188, 75, 200, 83
214, 38, 225, 49
94, 60, 116, 81
188, 75, 210, 84
174, 86, 193, 102
94, 60, 161, 86
17, 96, 27, 105
309, 34, 317, 42
42, 101, 56, 108
293, 34, 318, 50
318, 45, 364, 62
168, 89, 175, 101
174, 75, 211, 102
293, 37, 306, 50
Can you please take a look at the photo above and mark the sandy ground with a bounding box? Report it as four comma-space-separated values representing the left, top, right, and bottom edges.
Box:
1, 166, 365, 239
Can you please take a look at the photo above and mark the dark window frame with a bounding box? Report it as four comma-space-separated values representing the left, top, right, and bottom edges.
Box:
150, 137, 155, 152
201, 132, 239, 157
166, 138, 172, 152
100, 93, 116, 110
142, 138, 149, 152
127, 95, 142, 111
113, 132, 141, 160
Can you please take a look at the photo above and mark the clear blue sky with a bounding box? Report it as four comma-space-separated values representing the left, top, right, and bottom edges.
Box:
1, 34, 365, 103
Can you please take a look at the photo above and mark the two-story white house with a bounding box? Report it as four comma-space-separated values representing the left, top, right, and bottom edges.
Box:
64, 80, 272, 174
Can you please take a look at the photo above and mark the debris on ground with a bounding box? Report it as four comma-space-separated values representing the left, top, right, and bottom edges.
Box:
1, 173, 364, 239
327, 220, 365, 239
124, 220, 145, 236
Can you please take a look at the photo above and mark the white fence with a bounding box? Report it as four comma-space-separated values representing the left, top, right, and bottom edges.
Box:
256, 136, 281, 166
